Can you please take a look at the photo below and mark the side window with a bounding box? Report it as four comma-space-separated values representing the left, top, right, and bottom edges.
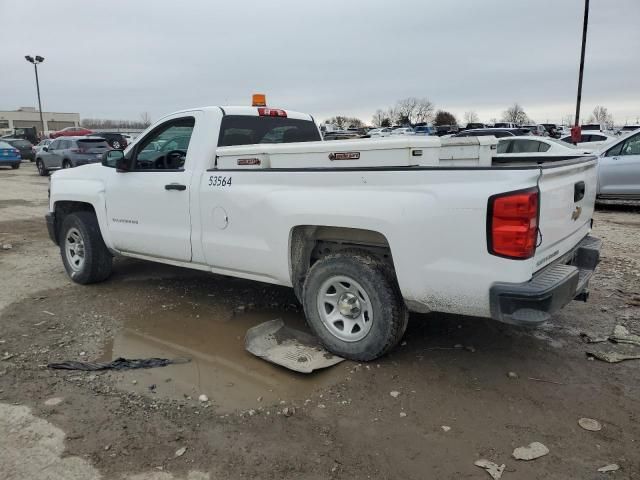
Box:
606, 142, 624, 157
61, 140, 71, 149
132, 117, 195, 171
49, 140, 60, 150
621, 134, 640, 156
497, 140, 511, 154
511, 140, 539, 153
538, 142, 551, 152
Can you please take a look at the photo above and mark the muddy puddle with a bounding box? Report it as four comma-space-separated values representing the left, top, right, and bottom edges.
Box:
101, 303, 347, 412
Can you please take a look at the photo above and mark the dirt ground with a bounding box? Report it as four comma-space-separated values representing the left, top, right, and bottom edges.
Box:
1, 162, 639, 480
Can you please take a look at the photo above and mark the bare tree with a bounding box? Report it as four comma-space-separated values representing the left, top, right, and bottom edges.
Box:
371, 109, 389, 127
561, 114, 574, 127
324, 116, 364, 129
415, 98, 435, 124
393, 97, 434, 125
395, 97, 419, 125
387, 106, 399, 125
464, 111, 479, 125
502, 103, 530, 125
81, 118, 152, 129
588, 105, 614, 128
140, 112, 152, 127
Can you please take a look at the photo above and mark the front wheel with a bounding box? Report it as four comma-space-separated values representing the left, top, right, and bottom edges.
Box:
11, 163, 20, 169
59, 211, 113, 284
36, 159, 49, 176
302, 252, 408, 361
62, 160, 72, 169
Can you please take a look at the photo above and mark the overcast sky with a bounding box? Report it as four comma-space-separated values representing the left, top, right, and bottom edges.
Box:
1, 0, 638, 125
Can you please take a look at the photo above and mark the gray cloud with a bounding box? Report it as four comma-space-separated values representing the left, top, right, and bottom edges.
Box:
1, 0, 638, 125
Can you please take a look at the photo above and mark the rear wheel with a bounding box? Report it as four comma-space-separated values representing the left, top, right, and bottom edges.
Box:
59, 211, 113, 284
111, 140, 121, 149
62, 160, 72, 169
302, 252, 408, 361
11, 163, 20, 169
36, 159, 49, 176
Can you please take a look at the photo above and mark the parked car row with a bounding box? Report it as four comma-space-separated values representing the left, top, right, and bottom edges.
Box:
0, 141, 22, 169
327, 123, 564, 140
1, 138, 35, 161
51, 127, 129, 149
35, 136, 111, 176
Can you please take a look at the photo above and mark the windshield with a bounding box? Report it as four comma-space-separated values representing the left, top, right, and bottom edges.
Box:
218, 116, 321, 146
11, 140, 31, 148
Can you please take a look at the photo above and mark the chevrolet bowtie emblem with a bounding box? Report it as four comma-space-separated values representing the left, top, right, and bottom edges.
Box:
571, 206, 582, 221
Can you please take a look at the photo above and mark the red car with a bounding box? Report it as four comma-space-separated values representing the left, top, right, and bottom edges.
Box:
50, 126, 93, 139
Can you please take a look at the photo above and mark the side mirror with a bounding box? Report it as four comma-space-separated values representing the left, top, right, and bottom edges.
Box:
43, 146, 48, 152
102, 149, 129, 170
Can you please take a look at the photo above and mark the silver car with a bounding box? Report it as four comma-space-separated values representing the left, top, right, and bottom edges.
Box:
597, 129, 640, 199
35, 136, 110, 176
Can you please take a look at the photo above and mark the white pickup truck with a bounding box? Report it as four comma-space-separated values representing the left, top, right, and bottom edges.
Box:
46, 105, 601, 360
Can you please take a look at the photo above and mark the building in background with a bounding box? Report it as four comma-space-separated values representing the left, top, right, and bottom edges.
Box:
0, 107, 80, 135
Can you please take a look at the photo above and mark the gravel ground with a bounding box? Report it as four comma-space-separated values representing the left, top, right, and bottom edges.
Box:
1, 162, 639, 479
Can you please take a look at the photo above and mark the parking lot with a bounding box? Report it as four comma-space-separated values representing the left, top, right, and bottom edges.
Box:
0, 161, 639, 479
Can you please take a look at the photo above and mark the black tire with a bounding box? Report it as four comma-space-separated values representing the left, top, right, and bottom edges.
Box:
302, 252, 408, 361
11, 163, 20, 169
110, 140, 121, 149
59, 211, 113, 284
62, 159, 72, 169
36, 159, 49, 176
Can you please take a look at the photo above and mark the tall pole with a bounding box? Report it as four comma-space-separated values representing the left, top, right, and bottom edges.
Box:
33, 63, 45, 138
574, 0, 589, 127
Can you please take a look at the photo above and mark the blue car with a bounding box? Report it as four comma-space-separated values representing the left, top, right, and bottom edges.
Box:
413, 125, 437, 136
0, 141, 21, 169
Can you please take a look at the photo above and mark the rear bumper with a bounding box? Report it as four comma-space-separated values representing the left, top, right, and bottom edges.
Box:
490, 235, 601, 326
45, 212, 57, 245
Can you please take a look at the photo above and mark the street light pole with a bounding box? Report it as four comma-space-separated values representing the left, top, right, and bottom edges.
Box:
25, 55, 46, 139
574, 0, 589, 127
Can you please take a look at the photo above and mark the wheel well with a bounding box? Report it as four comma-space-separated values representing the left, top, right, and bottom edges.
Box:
53, 201, 96, 243
289, 226, 394, 300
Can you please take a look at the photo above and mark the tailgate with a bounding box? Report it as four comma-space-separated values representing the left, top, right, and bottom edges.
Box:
534, 158, 598, 270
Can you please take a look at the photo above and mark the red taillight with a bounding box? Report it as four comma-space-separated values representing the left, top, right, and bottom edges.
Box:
258, 107, 287, 117
488, 188, 539, 259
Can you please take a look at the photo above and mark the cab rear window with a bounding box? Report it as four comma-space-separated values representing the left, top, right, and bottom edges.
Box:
218, 115, 321, 147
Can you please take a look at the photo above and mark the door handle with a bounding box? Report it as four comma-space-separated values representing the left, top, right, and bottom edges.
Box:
165, 183, 186, 191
